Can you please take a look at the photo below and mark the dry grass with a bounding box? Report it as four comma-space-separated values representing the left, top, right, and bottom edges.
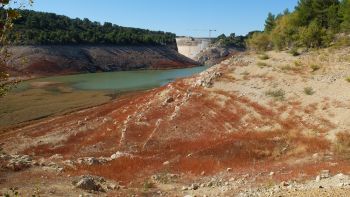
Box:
310, 64, 321, 72
258, 54, 270, 60
294, 61, 303, 67
265, 89, 285, 101
334, 132, 350, 158
257, 62, 269, 68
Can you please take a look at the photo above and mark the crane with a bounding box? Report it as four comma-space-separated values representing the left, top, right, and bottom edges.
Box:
187, 29, 217, 38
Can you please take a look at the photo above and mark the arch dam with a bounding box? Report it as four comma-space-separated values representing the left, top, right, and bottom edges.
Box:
176, 37, 213, 60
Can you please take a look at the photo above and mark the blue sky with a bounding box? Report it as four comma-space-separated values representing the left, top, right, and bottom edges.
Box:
29, 0, 298, 37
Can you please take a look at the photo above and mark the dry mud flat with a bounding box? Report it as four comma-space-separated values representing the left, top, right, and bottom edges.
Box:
1, 47, 350, 196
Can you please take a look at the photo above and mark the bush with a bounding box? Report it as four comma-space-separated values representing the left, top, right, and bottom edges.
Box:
304, 87, 315, 95
310, 64, 321, 72
298, 20, 328, 48
258, 54, 269, 60
294, 61, 303, 67
265, 89, 285, 100
246, 32, 271, 51
346, 76, 350, 82
270, 13, 299, 50
257, 62, 269, 68
290, 48, 300, 56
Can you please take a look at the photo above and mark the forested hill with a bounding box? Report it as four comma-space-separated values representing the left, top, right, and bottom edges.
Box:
6, 9, 176, 45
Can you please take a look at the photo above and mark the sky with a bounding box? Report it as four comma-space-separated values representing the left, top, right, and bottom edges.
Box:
28, 0, 299, 37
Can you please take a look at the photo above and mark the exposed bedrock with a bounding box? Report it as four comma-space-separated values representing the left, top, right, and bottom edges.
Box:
5, 45, 200, 78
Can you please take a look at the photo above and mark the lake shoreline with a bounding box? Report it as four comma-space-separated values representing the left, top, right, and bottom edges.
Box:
0, 65, 209, 130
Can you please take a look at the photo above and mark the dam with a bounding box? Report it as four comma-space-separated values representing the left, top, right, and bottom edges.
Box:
176, 37, 213, 60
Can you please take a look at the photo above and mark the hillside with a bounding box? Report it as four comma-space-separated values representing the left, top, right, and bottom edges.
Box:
7, 9, 176, 46
1, 46, 350, 196
1, 10, 201, 78
5, 45, 199, 78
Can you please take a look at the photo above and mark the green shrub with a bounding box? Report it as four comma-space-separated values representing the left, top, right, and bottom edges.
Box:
257, 62, 269, 68
304, 87, 315, 95
246, 32, 271, 51
143, 180, 154, 190
265, 89, 285, 100
294, 61, 302, 67
258, 54, 270, 60
290, 48, 300, 56
310, 64, 321, 72
346, 76, 350, 83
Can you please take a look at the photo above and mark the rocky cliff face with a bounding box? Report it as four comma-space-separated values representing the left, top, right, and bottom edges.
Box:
195, 46, 242, 66
5, 45, 199, 78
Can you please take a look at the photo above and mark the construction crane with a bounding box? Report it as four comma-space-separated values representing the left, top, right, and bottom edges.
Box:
187, 29, 217, 38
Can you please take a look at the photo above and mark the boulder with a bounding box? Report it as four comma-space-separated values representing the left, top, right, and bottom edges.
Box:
75, 176, 103, 192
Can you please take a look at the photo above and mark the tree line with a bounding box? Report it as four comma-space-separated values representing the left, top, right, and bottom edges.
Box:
4, 9, 176, 45
212, 33, 247, 48
247, 0, 350, 51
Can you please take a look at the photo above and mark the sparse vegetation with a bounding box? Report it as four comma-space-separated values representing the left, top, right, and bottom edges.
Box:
240, 71, 249, 75
143, 180, 155, 190
265, 89, 285, 100
310, 64, 321, 72
304, 87, 315, 95
334, 131, 350, 158
346, 76, 350, 82
290, 48, 300, 56
257, 62, 269, 68
333, 36, 350, 48
281, 65, 292, 71
258, 54, 270, 60
294, 61, 303, 67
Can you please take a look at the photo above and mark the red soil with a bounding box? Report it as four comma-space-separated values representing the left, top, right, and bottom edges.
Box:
1, 62, 349, 187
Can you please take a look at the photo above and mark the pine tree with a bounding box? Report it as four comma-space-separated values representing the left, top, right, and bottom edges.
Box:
340, 0, 350, 31
311, 0, 340, 28
295, 0, 314, 26
264, 13, 276, 32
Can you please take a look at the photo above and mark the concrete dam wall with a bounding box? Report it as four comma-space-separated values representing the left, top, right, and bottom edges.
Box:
176, 37, 213, 60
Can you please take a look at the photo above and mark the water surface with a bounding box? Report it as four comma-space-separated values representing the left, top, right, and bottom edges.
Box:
1, 66, 207, 128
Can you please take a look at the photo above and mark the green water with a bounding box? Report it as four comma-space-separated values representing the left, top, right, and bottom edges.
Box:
1, 66, 208, 128
17, 66, 208, 92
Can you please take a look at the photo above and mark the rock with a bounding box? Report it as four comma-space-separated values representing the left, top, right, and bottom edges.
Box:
107, 183, 119, 190
315, 175, 321, 182
86, 157, 99, 166
312, 153, 319, 159
163, 161, 170, 165
165, 97, 174, 103
50, 154, 63, 160
110, 151, 130, 160
190, 183, 199, 190
227, 168, 232, 172
280, 181, 289, 187
269, 172, 275, 176
181, 186, 188, 191
75, 177, 102, 192
320, 170, 330, 179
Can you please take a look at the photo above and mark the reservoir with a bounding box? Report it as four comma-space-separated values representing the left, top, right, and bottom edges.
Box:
0, 66, 207, 128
